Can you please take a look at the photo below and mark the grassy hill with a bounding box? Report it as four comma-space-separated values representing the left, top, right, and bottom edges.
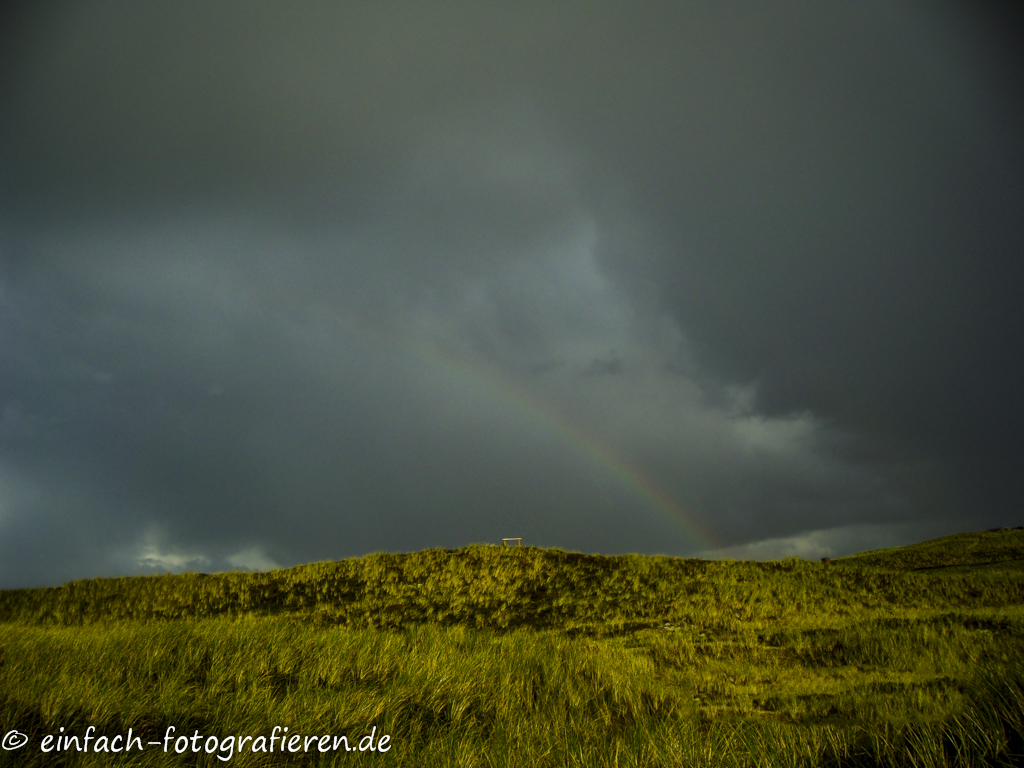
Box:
1, 529, 1023, 767
3, 528, 1023, 633
837, 527, 1024, 572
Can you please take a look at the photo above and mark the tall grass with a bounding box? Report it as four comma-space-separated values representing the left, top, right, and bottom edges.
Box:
1, 529, 1022, 766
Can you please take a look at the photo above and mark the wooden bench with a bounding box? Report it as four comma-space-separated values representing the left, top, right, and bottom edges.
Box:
502, 538, 522, 547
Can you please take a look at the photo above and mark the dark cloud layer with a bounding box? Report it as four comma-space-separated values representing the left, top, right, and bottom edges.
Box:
1, 1, 1021, 588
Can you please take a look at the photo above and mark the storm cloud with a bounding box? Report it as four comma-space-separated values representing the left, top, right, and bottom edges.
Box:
1, 1, 1021, 587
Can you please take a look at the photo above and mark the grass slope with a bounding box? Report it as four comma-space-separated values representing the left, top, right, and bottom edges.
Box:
1, 530, 1022, 767
838, 528, 1024, 572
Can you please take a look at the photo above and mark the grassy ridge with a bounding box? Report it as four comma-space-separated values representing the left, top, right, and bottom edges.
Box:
1, 530, 1023, 767
3, 531, 1023, 634
839, 529, 1024, 572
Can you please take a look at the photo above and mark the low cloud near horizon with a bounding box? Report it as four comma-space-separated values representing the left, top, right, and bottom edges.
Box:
1, 1, 1022, 588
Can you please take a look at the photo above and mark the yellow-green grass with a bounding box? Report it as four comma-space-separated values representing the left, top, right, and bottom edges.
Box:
1, 529, 1023, 767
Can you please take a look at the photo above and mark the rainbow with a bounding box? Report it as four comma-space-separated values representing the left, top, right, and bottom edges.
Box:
409, 333, 721, 554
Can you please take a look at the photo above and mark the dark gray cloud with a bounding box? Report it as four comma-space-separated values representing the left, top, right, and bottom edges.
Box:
1, 1, 1021, 588
585, 354, 623, 377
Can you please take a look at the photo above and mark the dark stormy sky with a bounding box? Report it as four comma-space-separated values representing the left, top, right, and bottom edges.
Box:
1, 2, 1022, 588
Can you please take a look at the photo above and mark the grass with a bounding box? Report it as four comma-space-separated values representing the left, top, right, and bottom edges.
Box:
1, 529, 1023, 766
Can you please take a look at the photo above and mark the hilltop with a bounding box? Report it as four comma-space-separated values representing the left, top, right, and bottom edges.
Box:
2, 528, 1023, 635
837, 526, 1024, 572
